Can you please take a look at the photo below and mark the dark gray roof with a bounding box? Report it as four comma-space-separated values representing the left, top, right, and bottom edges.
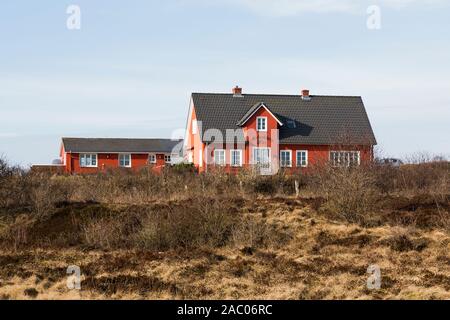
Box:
62, 138, 183, 153
192, 93, 377, 145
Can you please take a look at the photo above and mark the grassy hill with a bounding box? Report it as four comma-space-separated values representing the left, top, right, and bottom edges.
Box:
0, 159, 449, 299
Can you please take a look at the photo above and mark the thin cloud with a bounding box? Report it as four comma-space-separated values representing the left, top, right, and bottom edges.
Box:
194, 0, 447, 16
0, 133, 20, 138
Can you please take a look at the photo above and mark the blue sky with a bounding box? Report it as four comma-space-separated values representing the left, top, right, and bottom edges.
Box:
0, 0, 449, 166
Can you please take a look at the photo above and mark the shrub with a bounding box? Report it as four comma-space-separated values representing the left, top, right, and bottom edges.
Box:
312, 165, 379, 223
170, 163, 196, 174
252, 176, 278, 196
232, 216, 292, 249
82, 217, 132, 249
135, 197, 239, 250
0, 156, 10, 180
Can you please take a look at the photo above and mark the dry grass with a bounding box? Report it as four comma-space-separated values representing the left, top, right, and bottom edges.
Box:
0, 196, 448, 300
0, 157, 449, 300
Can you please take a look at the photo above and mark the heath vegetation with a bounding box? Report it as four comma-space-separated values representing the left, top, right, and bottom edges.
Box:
0, 154, 448, 299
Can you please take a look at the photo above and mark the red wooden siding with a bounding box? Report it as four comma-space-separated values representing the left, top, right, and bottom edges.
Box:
63, 152, 168, 174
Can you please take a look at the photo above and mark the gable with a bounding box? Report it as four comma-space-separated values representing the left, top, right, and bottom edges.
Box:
236, 102, 283, 127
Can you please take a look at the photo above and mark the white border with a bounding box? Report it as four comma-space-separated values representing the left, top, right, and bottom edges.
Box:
118, 153, 132, 168
329, 151, 361, 167
79, 153, 98, 168
214, 149, 226, 166
296, 150, 308, 167
240, 103, 283, 126
230, 149, 243, 167
256, 116, 268, 132
280, 150, 292, 167
148, 154, 157, 164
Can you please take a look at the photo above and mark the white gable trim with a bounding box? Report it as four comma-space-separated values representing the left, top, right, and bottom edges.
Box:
239, 103, 284, 127
184, 97, 195, 148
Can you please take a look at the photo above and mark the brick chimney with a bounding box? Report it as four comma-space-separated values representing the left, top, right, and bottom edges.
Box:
301, 89, 311, 101
232, 86, 243, 96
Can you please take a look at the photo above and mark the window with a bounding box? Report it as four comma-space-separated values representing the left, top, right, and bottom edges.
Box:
253, 148, 271, 174
297, 150, 308, 167
256, 117, 267, 131
164, 155, 171, 163
79, 154, 97, 167
149, 154, 156, 164
330, 151, 360, 167
214, 149, 226, 166
230, 150, 242, 167
119, 154, 131, 167
280, 150, 292, 167
192, 120, 198, 134
287, 120, 296, 128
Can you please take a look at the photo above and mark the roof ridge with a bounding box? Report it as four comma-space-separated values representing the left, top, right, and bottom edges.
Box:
62, 137, 181, 140
192, 92, 362, 98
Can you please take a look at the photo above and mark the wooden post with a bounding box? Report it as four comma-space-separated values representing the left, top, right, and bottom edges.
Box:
294, 180, 300, 198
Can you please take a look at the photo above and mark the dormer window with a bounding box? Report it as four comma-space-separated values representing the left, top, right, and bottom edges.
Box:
256, 117, 267, 131
287, 120, 296, 128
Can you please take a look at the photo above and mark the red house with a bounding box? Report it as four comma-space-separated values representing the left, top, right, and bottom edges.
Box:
184, 87, 377, 174
59, 138, 183, 174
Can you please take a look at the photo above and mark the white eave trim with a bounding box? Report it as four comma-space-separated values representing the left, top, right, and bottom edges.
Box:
66, 151, 172, 154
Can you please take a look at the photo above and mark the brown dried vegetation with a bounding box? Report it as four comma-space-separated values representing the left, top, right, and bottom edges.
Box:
0, 156, 448, 299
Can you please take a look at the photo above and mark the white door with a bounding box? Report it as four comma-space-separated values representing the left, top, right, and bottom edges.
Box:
253, 148, 271, 175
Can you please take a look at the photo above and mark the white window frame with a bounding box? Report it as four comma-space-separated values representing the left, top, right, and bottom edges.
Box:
214, 149, 226, 166
252, 147, 271, 174
230, 149, 242, 167
330, 151, 361, 167
296, 150, 308, 167
148, 154, 156, 164
256, 116, 267, 132
280, 150, 292, 167
252, 147, 271, 165
164, 154, 172, 163
119, 153, 132, 168
79, 153, 97, 168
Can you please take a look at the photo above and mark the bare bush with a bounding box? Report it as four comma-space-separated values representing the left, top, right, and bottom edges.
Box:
135, 197, 239, 251
232, 216, 292, 249
82, 217, 132, 249
312, 165, 379, 223
0, 214, 34, 250
0, 156, 10, 179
